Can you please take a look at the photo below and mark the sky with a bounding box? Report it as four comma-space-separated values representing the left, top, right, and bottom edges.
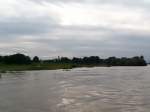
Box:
0, 0, 150, 60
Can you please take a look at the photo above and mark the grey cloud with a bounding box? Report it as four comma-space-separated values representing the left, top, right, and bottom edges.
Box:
1, 31, 150, 60
0, 19, 150, 59
30, 0, 150, 9
0, 0, 150, 60
30, 0, 86, 4
13, 26, 149, 59
0, 16, 58, 37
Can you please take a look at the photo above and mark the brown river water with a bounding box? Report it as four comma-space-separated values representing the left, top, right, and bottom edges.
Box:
0, 66, 150, 112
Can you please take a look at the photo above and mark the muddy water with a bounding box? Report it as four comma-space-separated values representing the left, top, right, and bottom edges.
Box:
0, 66, 150, 112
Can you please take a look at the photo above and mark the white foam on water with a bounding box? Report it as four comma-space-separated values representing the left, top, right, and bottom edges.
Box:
57, 98, 75, 107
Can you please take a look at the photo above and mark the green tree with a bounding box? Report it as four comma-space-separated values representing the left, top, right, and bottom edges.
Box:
4, 53, 31, 64
33, 56, 40, 63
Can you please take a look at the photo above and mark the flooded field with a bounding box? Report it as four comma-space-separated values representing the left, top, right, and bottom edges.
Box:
0, 66, 150, 112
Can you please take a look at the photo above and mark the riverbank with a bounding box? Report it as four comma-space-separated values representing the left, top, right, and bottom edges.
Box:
0, 63, 110, 72
0, 63, 148, 72
0, 54, 147, 71
0, 64, 71, 72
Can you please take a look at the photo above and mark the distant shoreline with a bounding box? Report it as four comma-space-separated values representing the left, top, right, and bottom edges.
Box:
0, 63, 148, 73
0, 64, 108, 72
0, 53, 147, 72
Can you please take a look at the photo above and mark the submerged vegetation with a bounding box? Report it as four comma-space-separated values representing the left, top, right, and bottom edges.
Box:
0, 53, 147, 71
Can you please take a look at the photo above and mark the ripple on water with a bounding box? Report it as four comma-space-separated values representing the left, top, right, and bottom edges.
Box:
57, 98, 75, 107
1, 67, 150, 112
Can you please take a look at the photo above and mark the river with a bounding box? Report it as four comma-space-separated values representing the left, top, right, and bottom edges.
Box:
0, 66, 150, 112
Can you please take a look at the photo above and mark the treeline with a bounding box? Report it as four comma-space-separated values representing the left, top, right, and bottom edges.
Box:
0, 53, 147, 66
45, 56, 147, 66
0, 53, 39, 64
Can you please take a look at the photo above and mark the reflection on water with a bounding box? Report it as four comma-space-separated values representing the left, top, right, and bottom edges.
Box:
0, 66, 150, 112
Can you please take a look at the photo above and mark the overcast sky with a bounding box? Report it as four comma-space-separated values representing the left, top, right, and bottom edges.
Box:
0, 0, 150, 60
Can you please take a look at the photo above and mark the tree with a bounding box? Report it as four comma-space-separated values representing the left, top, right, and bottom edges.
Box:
59, 57, 71, 63
3, 53, 31, 64
33, 56, 40, 63
0, 56, 2, 63
72, 57, 82, 64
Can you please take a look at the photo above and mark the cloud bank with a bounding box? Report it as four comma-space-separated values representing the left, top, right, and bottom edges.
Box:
0, 0, 150, 60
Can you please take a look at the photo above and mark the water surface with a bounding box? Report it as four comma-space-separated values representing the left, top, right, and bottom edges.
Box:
0, 66, 150, 112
